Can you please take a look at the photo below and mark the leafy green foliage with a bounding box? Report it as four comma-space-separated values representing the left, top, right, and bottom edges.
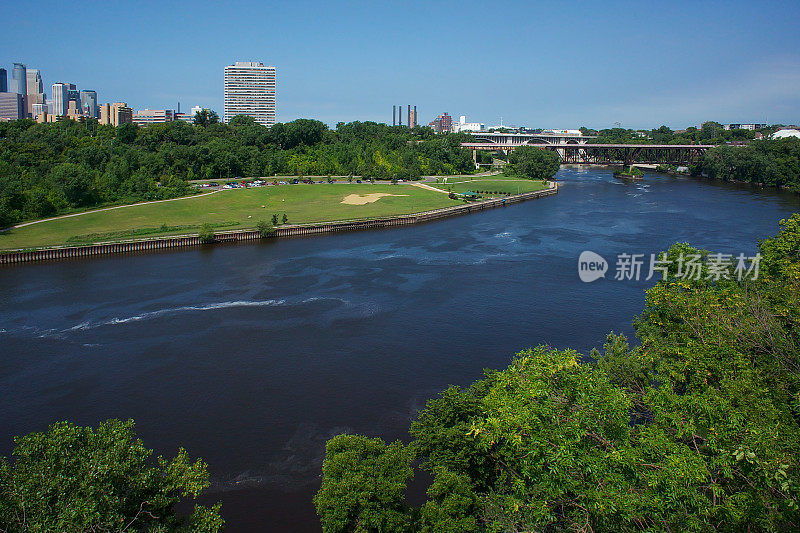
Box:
198, 222, 215, 243
317, 214, 800, 531
0, 119, 477, 228
699, 138, 800, 192
0, 419, 222, 532
256, 219, 275, 238
505, 146, 560, 180
314, 435, 414, 533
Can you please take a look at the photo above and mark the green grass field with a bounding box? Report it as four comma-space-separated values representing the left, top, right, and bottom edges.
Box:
0, 183, 460, 251
428, 174, 548, 195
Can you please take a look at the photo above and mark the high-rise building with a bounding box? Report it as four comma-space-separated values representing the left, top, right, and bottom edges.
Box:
0, 68, 7, 92
10, 63, 27, 114
99, 102, 133, 126
26, 69, 44, 118
51, 83, 70, 116
80, 90, 98, 118
66, 85, 80, 115
428, 112, 452, 133
224, 61, 276, 126
0, 92, 25, 120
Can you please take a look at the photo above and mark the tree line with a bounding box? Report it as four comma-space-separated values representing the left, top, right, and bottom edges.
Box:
0, 118, 477, 228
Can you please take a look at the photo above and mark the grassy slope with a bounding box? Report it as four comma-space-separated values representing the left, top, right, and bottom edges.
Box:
428, 174, 548, 195
0, 183, 459, 250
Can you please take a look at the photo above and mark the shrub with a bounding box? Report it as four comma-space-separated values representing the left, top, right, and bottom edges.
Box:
256, 220, 275, 238
199, 223, 215, 243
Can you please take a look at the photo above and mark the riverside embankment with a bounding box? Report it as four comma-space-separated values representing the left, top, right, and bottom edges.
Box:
0, 184, 557, 264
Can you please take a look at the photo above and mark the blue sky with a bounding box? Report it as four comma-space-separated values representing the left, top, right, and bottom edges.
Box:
2, 0, 799, 129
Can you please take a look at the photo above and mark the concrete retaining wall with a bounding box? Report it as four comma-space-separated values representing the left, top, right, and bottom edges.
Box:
1, 184, 557, 265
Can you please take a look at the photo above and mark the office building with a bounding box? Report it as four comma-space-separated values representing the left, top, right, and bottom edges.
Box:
724, 123, 768, 131
80, 90, 98, 118
10, 63, 27, 114
67, 86, 80, 116
32, 103, 46, 117
0, 92, 25, 120
452, 115, 484, 133
428, 112, 452, 133
224, 61, 276, 126
25, 69, 44, 118
132, 109, 174, 126
51, 83, 70, 116
175, 105, 205, 123
99, 102, 133, 126
0, 68, 6, 92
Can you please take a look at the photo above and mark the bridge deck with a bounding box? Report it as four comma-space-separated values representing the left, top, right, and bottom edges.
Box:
461, 143, 716, 149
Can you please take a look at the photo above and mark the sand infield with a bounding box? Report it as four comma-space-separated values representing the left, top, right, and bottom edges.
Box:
340, 193, 408, 205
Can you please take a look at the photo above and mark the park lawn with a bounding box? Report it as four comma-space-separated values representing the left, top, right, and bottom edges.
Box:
0, 183, 459, 251
429, 174, 548, 195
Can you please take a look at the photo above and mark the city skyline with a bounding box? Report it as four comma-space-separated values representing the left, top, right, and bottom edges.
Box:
1, 1, 800, 128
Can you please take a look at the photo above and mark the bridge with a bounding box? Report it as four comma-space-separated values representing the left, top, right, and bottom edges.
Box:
461, 141, 715, 166
470, 131, 593, 146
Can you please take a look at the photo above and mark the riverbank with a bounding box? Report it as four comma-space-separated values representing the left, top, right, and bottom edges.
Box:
0, 183, 557, 264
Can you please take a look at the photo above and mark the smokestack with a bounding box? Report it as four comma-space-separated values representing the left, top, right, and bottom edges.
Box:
413, 106, 417, 128
393, 105, 396, 126
177, 101, 180, 114
399, 105, 402, 126
408, 105, 410, 128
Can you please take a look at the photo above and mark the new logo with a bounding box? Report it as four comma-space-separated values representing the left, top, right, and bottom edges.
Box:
578, 251, 608, 282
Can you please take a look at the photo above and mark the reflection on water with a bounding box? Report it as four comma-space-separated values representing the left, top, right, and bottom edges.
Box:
1, 167, 798, 531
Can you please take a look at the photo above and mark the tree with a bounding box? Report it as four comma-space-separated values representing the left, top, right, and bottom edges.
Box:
314, 435, 414, 533
506, 146, 560, 180
0, 419, 223, 532
281, 213, 288, 224
256, 219, 275, 238
198, 222, 215, 243
193, 109, 219, 127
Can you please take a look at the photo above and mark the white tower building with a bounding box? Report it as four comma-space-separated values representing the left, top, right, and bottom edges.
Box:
223, 61, 276, 126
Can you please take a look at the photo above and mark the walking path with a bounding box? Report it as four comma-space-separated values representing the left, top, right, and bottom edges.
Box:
6, 190, 223, 230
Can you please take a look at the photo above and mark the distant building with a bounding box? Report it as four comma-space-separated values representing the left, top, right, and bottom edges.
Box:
771, 129, 800, 140
99, 102, 133, 126
0, 92, 25, 120
175, 105, 206, 123
67, 100, 85, 121
31, 102, 46, 118
429, 112, 452, 133
0, 68, 6, 92
408, 105, 417, 128
26, 69, 44, 119
80, 90, 99, 118
9, 63, 27, 114
66, 86, 81, 116
132, 109, 174, 126
50, 83, 71, 116
224, 61, 276, 126
452, 115, 484, 133
724, 123, 768, 131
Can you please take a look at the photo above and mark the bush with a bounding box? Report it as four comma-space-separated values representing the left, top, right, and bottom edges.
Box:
256, 219, 275, 238
199, 223, 215, 243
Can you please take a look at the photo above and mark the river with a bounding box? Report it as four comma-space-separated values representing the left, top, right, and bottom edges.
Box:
1, 166, 798, 530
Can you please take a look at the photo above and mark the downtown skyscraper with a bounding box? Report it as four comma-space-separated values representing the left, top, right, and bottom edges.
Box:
223, 61, 276, 127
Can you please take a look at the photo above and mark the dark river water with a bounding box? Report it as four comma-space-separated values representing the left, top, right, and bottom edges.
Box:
1, 167, 799, 530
